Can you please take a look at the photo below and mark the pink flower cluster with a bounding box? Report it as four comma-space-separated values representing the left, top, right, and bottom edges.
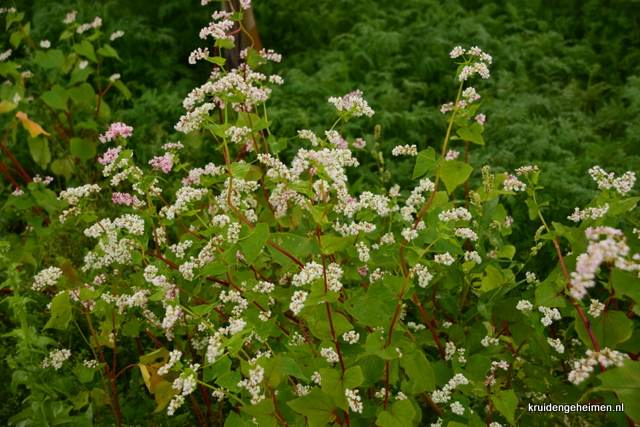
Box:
149, 152, 174, 173
99, 122, 133, 143
98, 146, 122, 165
32, 174, 54, 185
112, 192, 142, 207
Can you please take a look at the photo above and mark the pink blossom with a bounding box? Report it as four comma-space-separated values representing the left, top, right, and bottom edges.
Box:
112, 192, 141, 207
353, 138, 367, 149
440, 102, 454, 114
99, 122, 133, 143
98, 146, 122, 165
12, 187, 23, 196
475, 114, 486, 125
445, 150, 460, 161
149, 153, 174, 173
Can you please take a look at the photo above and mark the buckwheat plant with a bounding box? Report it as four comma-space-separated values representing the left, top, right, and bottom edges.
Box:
4, 2, 640, 427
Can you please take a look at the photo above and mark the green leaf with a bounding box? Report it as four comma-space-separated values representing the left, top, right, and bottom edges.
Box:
73, 40, 98, 63
287, 387, 337, 427
204, 355, 232, 382
51, 157, 75, 180
68, 391, 90, 410
70, 138, 97, 162
44, 291, 72, 330
440, 160, 473, 194
215, 38, 236, 49
68, 83, 96, 105
113, 80, 131, 100
612, 267, 640, 302
493, 389, 517, 425
70, 65, 93, 85
279, 358, 308, 381
41, 84, 69, 112
240, 397, 277, 427
27, 137, 51, 168
534, 278, 566, 308
456, 122, 485, 145
34, 49, 65, 69
97, 44, 122, 60
239, 222, 269, 264
320, 366, 363, 410
375, 400, 415, 427
72, 364, 96, 383
207, 56, 227, 67
0, 100, 17, 113
309, 309, 353, 341
412, 147, 437, 179
400, 350, 435, 393
345, 282, 396, 327
592, 359, 640, 423
231, 162, 251, 179
10, 30, 25, 49
575, 310, 633, 350
32, 188, 67, 214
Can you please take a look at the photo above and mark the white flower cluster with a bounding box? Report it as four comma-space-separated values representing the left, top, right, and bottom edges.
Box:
516, 300, 534, 311
438, 207, 472, 222
238, 364, 265, 405
401, 228, 418, 241
435, 253, 455, 266
481, 336, 499, 347
356, 241, 370, 262
172, 366, 199, 396
567, 204, 609, 222
391, 144, 418, 156
289, 290, 308, 315
226, 126, 252, 144
539, 306, 562, 326
297, 129, 318, 146
169, 240, 194, 259
160, 186, 208, 220
32, 267, 63, 291
503, 173, 526, 192
431, 373, 469, 403
345, 388, 363, 413
410, 263, 433, 288
450, 46, 492, 81
450, 401, 465, 415
525, 271, 538, 284
568, 348, 627, 384
342, 330, 360, 344
454, 227, 478, 241
328, 90, 374, 117
254, 281, 275, 293
321, 347, 340, 364
588, 299, 605, 318
59, 184, 101, 205
464, 251, 482, 264
41, 349, 71, 369
294, 384, 311, 397
588, 166, 636, 196
570, 226, 638, 300
292, 262, 324, 287
158, 350, 182, 375
326, 263, 344, 292
547, 338, 565, 354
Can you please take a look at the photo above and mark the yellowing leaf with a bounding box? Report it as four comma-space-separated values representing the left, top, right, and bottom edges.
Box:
16, 111, 50, 137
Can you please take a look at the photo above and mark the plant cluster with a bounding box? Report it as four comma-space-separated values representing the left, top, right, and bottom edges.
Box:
1, 2, 640, 427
